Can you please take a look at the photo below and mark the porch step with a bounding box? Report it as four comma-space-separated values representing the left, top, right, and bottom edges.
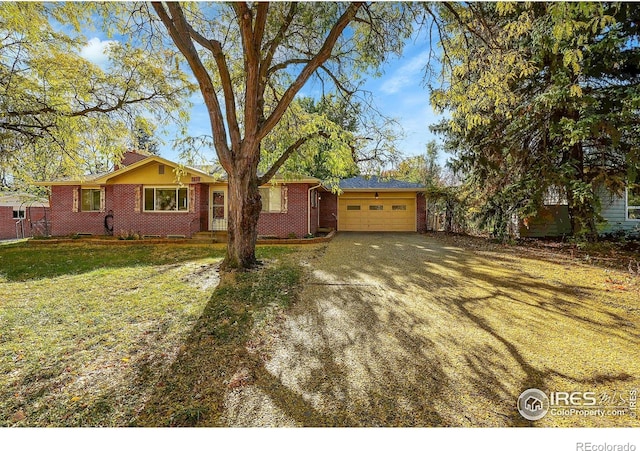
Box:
192, 231, 226, 242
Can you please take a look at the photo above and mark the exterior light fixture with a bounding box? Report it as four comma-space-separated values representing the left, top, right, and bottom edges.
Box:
375, 192, 379, 199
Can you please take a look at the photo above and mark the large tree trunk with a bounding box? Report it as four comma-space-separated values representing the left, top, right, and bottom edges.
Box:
222, 162, 263, 270
151, 2, 364, 270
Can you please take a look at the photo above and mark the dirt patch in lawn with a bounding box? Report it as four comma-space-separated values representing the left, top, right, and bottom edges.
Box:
180, 262, 221, 291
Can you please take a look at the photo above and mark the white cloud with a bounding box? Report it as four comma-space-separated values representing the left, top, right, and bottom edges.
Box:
380, 50, 431, 95
80, 37, 116, 68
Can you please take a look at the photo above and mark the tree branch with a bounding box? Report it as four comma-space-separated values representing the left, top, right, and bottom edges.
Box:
267, 58, 312, 76
234, 2, 261, 137
254, 2, 268, 48
319, 65, 356, 96
258, 2, 363, 141
423, 5, 453, 72
151, 1, 233, 171
258, 130, 330, 185
3, 89, 165, 119
261, 2, 298, 80
184, 22, 241, 151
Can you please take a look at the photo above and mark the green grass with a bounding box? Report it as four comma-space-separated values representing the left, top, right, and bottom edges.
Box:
0, 241, 303, 427
0, 242, 225, 281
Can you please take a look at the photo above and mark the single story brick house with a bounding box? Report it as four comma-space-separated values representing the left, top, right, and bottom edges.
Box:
35, 152, 428, 238
0, 192, 50, 240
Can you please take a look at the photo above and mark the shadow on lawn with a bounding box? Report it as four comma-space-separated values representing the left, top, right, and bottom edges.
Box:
135, 233, 639, 427
0, 242, 226, 281
134, 258, 315, 427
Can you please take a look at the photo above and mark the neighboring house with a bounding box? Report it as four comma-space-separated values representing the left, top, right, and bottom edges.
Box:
0, 192, 50, 240
519, 185, 640, 238
35, 152, 428, 238
599, 186, 640, 234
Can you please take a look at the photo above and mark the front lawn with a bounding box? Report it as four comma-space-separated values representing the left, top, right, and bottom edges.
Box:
0, 241, 301, 427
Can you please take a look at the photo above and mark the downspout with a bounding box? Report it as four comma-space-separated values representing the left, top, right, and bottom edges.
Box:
308, 184, 322, 236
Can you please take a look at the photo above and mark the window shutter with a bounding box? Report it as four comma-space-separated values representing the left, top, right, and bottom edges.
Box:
281, 185, 288, 213
100, 187, 106, 212
134, 186, 141, 212
189, 185, 195, 213
72, 187, 79, 212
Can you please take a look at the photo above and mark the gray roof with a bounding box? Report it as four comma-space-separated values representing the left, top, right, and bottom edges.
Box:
0, 192, 49, 208
338, 176, 424, 190
192, 164, 227, 179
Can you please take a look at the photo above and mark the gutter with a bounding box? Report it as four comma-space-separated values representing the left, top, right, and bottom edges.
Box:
307, 183, 323, 236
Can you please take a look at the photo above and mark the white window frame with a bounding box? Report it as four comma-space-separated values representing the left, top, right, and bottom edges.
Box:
81, 188, 102, 212
143, 186, 189, 212
626, 186, 640, 221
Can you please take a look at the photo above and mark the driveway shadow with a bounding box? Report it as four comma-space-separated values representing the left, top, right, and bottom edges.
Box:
225, 233, 639, 427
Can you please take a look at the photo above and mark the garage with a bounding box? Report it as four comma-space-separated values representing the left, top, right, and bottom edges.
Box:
338, 192, 417, 232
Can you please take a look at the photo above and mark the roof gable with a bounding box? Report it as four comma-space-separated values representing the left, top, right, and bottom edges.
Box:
34, 154, 322, 186
0, 192, 49, 208
95, 156, 218, 185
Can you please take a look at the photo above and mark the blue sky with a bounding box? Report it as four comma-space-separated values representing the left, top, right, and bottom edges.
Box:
364, 41, 444, 159
80, 23, 446, 167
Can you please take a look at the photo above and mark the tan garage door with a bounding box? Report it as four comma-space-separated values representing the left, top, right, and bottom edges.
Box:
338, 194, 416, 232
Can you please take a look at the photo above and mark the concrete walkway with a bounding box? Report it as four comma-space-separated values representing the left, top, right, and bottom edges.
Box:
224, 233, 639, 427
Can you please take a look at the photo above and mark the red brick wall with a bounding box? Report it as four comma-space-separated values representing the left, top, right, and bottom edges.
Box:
48, 182, 321, 238
417, 192, 427, 232
0, 206, 15, 239
23, 204, 49, 237
319, 190, 337, 230
27, 204, 48, 223
50, 184, 205, 237
0, 205, 46, 239
257, 183, 311, 238
111, 184, 205, 237
50, 186, 106, 236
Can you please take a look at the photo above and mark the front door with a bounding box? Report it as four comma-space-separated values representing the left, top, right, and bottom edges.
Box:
210, 188, 228, 231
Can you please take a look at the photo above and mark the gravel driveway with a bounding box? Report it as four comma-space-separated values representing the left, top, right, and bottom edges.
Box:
223, 233, 639, 427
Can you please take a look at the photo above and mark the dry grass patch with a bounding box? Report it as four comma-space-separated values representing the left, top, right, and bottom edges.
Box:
0, 241, 299, 427
135, 248, 310, 427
